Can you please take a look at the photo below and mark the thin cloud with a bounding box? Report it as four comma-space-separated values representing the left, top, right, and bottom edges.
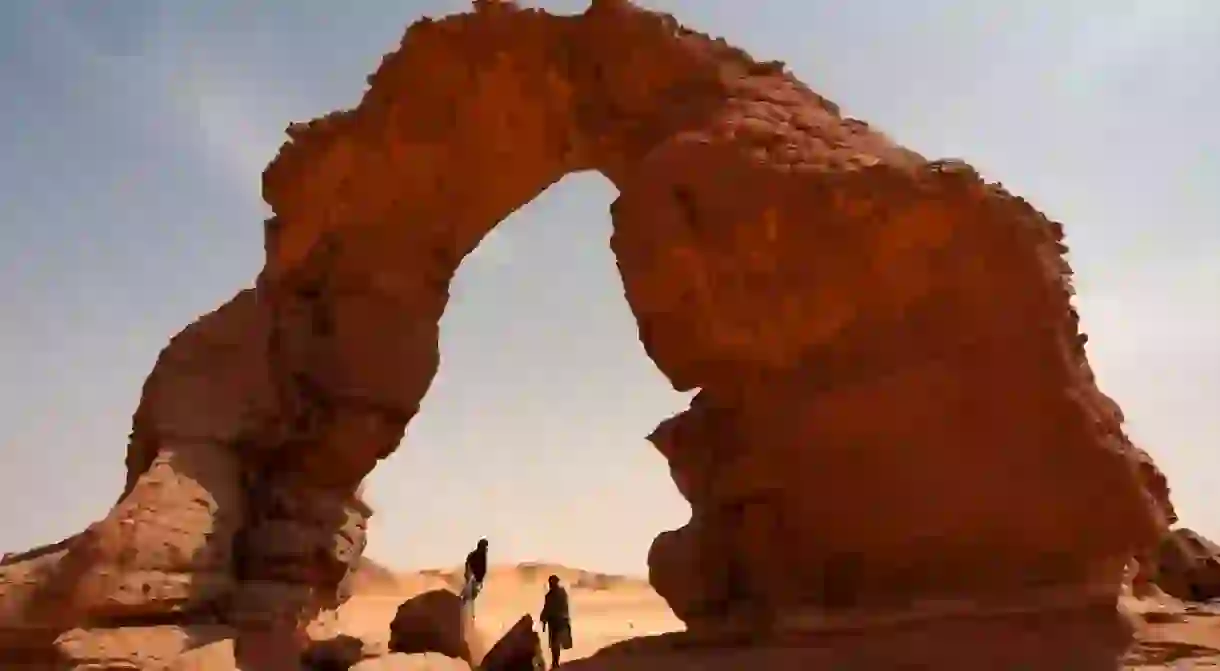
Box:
23, 3, 285, 209
167, 65, 285, 204
1059, 0, 1217, 80
154, 41, 292, 209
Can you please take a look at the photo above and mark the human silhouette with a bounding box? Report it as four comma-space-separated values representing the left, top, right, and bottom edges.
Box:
539, 574, 572, 668
461, 538, 489, 614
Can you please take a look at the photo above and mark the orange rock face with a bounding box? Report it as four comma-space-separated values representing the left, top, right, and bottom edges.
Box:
0, 0, 1174, 668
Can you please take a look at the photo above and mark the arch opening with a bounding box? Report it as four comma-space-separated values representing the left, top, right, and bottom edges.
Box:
361, 171, 694, 578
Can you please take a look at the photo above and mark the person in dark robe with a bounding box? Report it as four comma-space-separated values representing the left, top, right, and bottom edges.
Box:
539, 574, 572, 667
461, 538, 489, 614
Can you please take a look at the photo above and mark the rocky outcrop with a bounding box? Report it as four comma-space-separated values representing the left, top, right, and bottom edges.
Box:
1153, 528, 1220, 602
388, 590, 486, 665
1131, 446, 1177, 527
0, 537, 79, 668
53, 625, 236, 670
302, 633, 372, 670
480, 615, 544, 671
1129, 445, 1178, 594
0, 422, 246, 667
0, 0, 1172, 668
0, 292, 267, 668
67, 441, 243, 621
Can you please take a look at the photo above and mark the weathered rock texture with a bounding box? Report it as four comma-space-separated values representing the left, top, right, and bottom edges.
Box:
1129, 445, 1179, 594
387, 590, 486, 665
1152, 528, 1220, 602
0, 0, 1175, 668
480, 615, 544, 671
303, 633, 374, 670
54, 625, 236, 671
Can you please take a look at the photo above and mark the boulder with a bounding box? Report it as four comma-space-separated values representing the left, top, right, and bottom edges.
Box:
388, 590, 486, 665
480, 615, 543, 671
1155, 528, 1220, 601
303, 633, 378, 670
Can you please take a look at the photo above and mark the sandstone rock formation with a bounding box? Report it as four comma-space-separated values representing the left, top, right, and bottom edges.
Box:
0, 0, 1176, 668
1131, 446, 1177, 528
303, 633, 374, 670
387, 590, 486, 666
54, 625, 236, 671
479, 615, 544, 671
1152, 528, 1220, 602
0, 535, 83, 667
1128, 444, 1178, 589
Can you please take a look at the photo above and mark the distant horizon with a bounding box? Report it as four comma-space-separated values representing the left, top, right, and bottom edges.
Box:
2, 0, 1217, 576
364, 556, 652, 579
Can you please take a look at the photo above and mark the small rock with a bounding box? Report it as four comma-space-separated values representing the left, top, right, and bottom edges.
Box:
480, 615, 543, 671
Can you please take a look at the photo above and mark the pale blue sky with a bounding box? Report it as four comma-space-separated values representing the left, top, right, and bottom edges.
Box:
1, 0, 1217, 576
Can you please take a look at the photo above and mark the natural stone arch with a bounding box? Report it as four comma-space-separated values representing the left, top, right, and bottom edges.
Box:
0, 1, 1171, 668
256, 0, 1163, 606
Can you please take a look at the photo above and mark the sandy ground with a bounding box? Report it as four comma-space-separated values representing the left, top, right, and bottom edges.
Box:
312, 562, 1220, 669
1121, 594, 1220, 669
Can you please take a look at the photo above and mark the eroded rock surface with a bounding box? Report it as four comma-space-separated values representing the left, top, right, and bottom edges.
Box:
1129, 445, 1179, 595
303, 633, 374, 670
53, 624, 235, 671
480, 615, 543, 671
67, 440, 243, 621
387, 590, 486, 665
1153, 528, 1220, 602
1, 0, 1175, 668
0, 537, 80, 668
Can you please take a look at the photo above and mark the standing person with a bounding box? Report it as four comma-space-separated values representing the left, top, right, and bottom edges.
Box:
461, 538, 489, 614
539, 574, 572, 668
